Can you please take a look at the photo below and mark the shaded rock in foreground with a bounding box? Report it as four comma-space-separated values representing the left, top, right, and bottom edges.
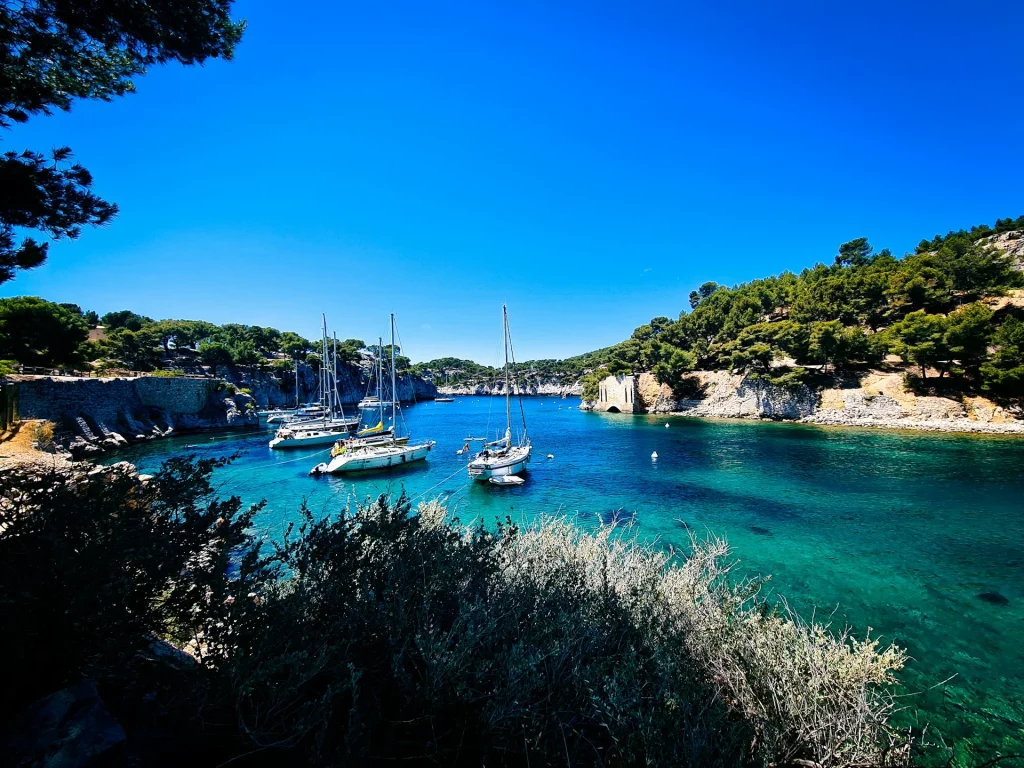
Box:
3, 680, 125, 768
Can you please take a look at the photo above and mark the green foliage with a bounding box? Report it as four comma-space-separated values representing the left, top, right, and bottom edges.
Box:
0, 0, 245, 283
889, 311, 950, 380
0, 468, 914, 766
199, 341, 234, 375
100, 309, 153, 331
981, 316, 1024, 399
279, 331, 313, 359
0, 458, 260, 716
944, 303, 993, 374
599, 216, 1021, 387
606, 357, 632, 375
0, 148, 116, 283
230, 340, 261, 367
916, 215, 1024, 253
0, 296, 89, 367
0, 359, 18, 376
148, 369, 187, 378
99, 327, 162, 370
271, 358, 294, 374
580, 371, 602, 401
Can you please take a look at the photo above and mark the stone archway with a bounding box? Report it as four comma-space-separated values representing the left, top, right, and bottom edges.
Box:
606, 405, 621, 413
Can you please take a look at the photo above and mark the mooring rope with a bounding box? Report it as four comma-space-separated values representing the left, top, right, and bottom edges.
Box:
410, 461, 471, 504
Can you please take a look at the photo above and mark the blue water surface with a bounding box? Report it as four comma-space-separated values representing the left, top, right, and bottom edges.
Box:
113, 396, 1024, 761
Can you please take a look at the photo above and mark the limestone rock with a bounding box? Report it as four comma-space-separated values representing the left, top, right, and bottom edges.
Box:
3, 680, 126, 768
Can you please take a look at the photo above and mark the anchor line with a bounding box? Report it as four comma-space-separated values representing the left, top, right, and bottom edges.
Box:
410, 463, 472, 505
265, 448, 332, 468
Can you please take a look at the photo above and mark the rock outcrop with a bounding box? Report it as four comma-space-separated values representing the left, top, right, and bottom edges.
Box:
987, 230, 1024, 272
3, 680, 126, 768
583, 370, 1023, 435
631, 371, 817, 420
12, 376, 260, 457
437, 378, 583, 398
803, 371, 1024, 434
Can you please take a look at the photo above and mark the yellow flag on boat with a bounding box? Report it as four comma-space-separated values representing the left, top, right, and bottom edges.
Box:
358, 421, 384, 436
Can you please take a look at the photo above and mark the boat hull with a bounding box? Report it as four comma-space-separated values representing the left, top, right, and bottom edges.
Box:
326, 441, 434, 473
270, 429, 352, 449
468, 446, 531, 480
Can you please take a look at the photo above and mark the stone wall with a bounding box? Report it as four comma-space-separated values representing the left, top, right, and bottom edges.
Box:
12, 375, 259, 456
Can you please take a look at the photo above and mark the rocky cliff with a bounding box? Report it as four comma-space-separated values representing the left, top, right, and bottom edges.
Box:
223, 362, 437, 408
437, 378, 583, 397
13, 376, 260, 457
582, 370, 1023, 435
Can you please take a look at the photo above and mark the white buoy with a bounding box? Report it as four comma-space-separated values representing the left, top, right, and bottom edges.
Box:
547, 454, 554, 459
651, 451, 658, 460
665, 423, 670, 428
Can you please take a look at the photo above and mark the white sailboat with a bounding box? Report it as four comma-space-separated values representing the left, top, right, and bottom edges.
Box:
270, 317, 360, 449
320, 314, 435, 473
467, 305, 531, 481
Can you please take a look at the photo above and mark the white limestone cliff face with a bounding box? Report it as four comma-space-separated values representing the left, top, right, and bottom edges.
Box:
437, 379, 583, 397
804, 371, 1023, 433
586, 369, 1023, 435
987, 230, 1024, 272
636, 371, 817, 420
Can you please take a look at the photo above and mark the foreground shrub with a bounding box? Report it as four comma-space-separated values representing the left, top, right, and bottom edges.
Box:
0, 461, 912, 766
0, 457, 261, 718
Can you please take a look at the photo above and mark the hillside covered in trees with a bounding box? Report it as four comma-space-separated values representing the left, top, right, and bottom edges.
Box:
0, 302, 392, 377
578, 216, 1024, 402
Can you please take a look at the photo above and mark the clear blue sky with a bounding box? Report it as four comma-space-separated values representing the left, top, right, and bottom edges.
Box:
3, 0, 1022, 364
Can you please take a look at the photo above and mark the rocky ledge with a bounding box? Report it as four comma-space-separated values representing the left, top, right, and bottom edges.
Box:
582, 370, 1023, 436
11, 376, 259, 458
438, 380, 583, 397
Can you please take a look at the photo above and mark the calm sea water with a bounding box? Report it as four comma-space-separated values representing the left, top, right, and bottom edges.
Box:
112, 396, 1024, 761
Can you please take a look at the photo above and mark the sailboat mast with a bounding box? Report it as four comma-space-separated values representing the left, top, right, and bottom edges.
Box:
390, 314, 397, 440
332, 332, 339, 417
294, 353, 299, 409
503, 305, 511, 437
378, 335, 384, 426
321, 314, 329, 421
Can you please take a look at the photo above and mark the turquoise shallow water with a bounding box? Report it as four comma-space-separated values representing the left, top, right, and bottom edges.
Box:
114, 397, 1024, 761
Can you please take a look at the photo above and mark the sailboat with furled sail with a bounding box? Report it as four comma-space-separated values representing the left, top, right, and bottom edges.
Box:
316, 314, 434, 473
467, 305, 531, 482
269, 316, 360, 449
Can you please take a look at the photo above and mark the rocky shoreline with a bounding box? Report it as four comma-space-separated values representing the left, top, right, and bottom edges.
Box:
437, 382, 583, 397
581, 369, 1024, 437
9, 375, 261, 458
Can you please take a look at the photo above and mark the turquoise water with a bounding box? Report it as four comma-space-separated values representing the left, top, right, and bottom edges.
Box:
114, 397, 1024, 762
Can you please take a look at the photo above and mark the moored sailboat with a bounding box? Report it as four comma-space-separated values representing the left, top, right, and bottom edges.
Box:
269, 317, 359, 449
321, 314, 435, 473
467, 305, 531, 481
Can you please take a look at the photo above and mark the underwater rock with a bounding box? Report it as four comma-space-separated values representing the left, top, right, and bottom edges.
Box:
750, 525, 773, 537
977, 592, 1010, 605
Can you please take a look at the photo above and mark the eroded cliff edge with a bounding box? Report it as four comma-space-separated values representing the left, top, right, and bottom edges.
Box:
11, 376, 259, 456
582, 371, 1023, 435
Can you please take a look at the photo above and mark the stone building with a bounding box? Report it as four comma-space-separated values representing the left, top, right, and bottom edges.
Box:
596, 374, 640, 413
